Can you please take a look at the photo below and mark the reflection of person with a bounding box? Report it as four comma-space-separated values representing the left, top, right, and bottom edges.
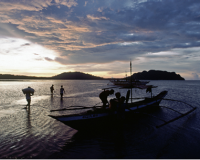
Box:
60, 85, 65, 99
50, 85, 54, 95
99, 89, 114, 109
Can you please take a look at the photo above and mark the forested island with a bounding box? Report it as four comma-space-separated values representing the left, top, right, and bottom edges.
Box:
131, 70, 185, 80
51, 72, 104, 80
0, 72, 103, 80
0, 70, 184, 80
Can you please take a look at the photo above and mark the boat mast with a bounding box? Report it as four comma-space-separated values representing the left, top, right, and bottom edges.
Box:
130, 61, 132, 103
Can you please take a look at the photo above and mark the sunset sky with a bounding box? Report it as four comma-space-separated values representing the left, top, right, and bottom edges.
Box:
0, 0, 200, 80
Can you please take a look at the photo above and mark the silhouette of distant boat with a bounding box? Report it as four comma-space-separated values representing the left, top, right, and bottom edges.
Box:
109, 78, 149, 88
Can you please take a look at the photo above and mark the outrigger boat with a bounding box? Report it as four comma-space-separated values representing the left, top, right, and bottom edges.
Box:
109, 61, 149, 88
49, 79, 197, 131
49, 62, 196, 130
48, 85, 196, 130
109, 78, 149, 88
49, 86, 168, 130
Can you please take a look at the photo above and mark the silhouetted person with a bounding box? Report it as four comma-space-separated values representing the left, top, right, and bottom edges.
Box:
117, 96, 126, 119
25, 87, 34, 109
115, 92, 121, 101
99, 89, 114, 109
60, 85, 65, 99
109, 92, 121, 110
50, 85, 54, 95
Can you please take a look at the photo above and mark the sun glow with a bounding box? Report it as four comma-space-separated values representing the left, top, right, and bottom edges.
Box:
0, 37, 62, 76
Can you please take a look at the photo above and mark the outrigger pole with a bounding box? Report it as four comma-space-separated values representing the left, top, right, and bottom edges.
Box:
156, 98, 197, 128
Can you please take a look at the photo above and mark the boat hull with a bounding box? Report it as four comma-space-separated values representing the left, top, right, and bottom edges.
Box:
49, 91, 168, 130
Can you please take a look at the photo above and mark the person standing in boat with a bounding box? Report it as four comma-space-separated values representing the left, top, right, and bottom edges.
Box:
50, 84, 54, 95
117, 96, 126, 119
99, 89, 114, 109
60, 85, 65, 99
109, 92, 121, 110
115, 92, 121, 101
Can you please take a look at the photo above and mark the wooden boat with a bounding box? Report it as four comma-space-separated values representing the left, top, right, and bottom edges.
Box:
109, 78, 149, 87
109, 61, 149, 87
49, 62, 196, 130
49, 84, 197, 130
49, 89, 168, 130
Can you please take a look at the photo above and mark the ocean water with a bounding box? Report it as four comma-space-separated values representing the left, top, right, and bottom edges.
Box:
0, 79, 200, 159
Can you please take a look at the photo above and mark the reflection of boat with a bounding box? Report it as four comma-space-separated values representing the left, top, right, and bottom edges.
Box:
49, 88, 168, 130
22, 87, 34, 94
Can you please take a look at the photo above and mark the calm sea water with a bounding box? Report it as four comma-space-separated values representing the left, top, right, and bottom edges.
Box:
0, 80, 200, 159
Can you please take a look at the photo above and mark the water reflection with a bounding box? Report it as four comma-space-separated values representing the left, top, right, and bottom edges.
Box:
1, 80, 199, 159
51, 94, 54, 102
60, 98, 64, 108
25, 108, 32, 133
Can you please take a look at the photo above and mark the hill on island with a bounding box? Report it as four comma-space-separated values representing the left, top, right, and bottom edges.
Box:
0, 74, 45, 79
0, 72, 104, 80
130, 70, 185, 80
51, 72, 104, 80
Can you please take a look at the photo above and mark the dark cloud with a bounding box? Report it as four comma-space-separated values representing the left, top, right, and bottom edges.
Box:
44, 57, 54, 61
21, 43, 30, 46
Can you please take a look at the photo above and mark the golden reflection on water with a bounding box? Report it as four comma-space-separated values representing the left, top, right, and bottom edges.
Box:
0, 80, 87, 158
0, 100, 77, 158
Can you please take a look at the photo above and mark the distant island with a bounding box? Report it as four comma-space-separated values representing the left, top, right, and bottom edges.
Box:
0, 70, 184, 80
130, 70, 185, 80
0, 72, 104, 80
51, 72, 104, 80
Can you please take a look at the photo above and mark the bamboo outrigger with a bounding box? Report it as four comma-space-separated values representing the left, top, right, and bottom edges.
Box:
156, 98, 197, 128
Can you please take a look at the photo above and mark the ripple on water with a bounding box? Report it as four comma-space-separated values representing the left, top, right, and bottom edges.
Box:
1, 80, 200, 158
0, 104, 77, 159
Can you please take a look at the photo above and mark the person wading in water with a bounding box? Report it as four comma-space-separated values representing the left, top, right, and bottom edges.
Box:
50, 85, 54, 95
60, 85, 65, 99
24, 87, 34, 109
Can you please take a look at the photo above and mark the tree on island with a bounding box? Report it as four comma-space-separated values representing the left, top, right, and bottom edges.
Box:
51, 72, 104, 80
130, 70, 185, 80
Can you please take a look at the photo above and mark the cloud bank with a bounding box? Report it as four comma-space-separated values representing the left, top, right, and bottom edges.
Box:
0, 0, 200, 79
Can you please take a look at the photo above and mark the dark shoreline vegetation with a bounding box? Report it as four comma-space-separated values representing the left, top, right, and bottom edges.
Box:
0, 70, 185, 80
